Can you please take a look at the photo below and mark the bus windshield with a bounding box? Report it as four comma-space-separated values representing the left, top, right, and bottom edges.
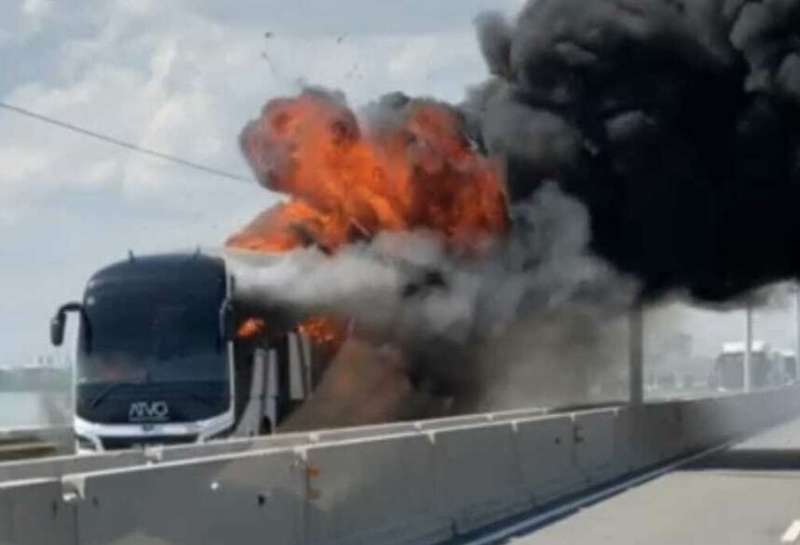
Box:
77, 282, 228, 385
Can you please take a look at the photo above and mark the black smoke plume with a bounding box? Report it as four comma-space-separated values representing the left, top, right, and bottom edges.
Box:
468, 0, 800, 302
229, 0, 800, 422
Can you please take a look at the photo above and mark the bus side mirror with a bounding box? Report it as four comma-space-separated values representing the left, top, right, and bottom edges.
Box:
50, 302, 83, 347
220, 300, 235, 342
50, 314, 65, 346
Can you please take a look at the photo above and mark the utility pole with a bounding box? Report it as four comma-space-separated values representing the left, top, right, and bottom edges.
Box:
744, 300, 753, 393
794, 283, 800, 381
629, 302, 644, 405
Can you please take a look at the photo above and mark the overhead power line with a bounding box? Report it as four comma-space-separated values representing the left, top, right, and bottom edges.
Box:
0, 101, 255, 183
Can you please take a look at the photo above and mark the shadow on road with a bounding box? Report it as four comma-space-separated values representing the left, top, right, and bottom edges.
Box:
687, 448, 800, 471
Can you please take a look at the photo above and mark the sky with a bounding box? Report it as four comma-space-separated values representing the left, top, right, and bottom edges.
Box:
0, 0, 797, 367
0, 0, 528, 364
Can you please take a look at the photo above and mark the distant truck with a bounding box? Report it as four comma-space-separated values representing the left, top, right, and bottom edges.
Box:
711, 341, 787, 392
50, 251, 323, 452
778, 350, 798, 384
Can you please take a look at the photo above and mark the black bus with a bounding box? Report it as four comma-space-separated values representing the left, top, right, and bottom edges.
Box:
51, 252, 320, 451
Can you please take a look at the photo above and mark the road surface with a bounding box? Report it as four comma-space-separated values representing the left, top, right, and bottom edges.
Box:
500, 416, 800, 545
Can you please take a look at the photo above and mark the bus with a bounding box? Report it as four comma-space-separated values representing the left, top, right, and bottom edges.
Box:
50, 251, 325, 451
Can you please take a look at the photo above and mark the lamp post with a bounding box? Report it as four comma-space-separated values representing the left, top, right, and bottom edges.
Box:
793, 282, 800, 382
629, 302, 644, 405
744, 300, 753, 393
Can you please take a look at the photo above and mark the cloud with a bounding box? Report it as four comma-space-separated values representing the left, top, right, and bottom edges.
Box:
20, 0, 55, 34
21, 0, 54, 18
1, 0, 518, 221
0, 146, 50, 184
185, 0, 523, 35
0, 0, 517, 361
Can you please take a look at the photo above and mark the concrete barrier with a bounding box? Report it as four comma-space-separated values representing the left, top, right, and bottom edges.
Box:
67, 449, 304, 545
0, 451, 146, 484
641, 403, 688, 464
489, 408, 548, 422
300, 434, 450, 545
0, 478, 75, 545
4, 387, 800, 545
513, 415, 583, 504
751, 390, 783, 429
715, 395, 747, 437
708, 397, 738, 442
310, 422, 418, 444
572, 410, 619, 483
431, 422, 530, 534
0, 433, 312, 484
680, 400, 721, 451
415, 415, 491, 431
610, 408, 636, 474
154, 432, 312, 463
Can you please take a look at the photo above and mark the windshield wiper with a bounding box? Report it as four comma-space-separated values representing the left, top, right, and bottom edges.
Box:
88, 381, 143, 408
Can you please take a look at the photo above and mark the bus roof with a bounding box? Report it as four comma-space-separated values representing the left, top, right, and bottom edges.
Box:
86, 252, 225, 295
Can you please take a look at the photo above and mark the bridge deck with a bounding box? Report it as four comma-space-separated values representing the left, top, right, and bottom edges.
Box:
505, 416, 800, 545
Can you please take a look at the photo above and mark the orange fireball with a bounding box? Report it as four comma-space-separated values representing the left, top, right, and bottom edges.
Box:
228, 91, 509, 255
227, 91, 510, 357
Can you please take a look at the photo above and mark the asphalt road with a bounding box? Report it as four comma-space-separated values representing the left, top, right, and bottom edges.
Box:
506, 416, 800, 545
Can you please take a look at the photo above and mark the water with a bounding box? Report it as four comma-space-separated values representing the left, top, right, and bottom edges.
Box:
0, 391, 70, 428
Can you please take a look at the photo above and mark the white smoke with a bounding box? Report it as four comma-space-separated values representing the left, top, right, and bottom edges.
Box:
228, 183, 639, 410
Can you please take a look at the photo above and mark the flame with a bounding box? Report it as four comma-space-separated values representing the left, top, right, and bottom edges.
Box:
298, 316, 348, 349
236, 318, 266, 340
226, 200, 350, 254
228, 91, 509, 254
227, 91, 510, 356
236, 314, 345, 354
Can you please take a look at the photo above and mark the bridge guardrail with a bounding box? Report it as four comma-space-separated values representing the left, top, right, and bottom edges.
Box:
300, 434, 450, 545
66, 449, 304, 545
3, 387, 800, 544
0, 478, 74, 545
515, 414, 583, 504
0, 408, 548, 482
0, 450, 146, 485
431, 422, 531, 534
573, 410, 618, 484
151, 431, 312, 464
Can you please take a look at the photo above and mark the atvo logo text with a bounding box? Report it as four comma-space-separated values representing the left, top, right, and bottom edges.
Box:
128, 401, 170, 422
